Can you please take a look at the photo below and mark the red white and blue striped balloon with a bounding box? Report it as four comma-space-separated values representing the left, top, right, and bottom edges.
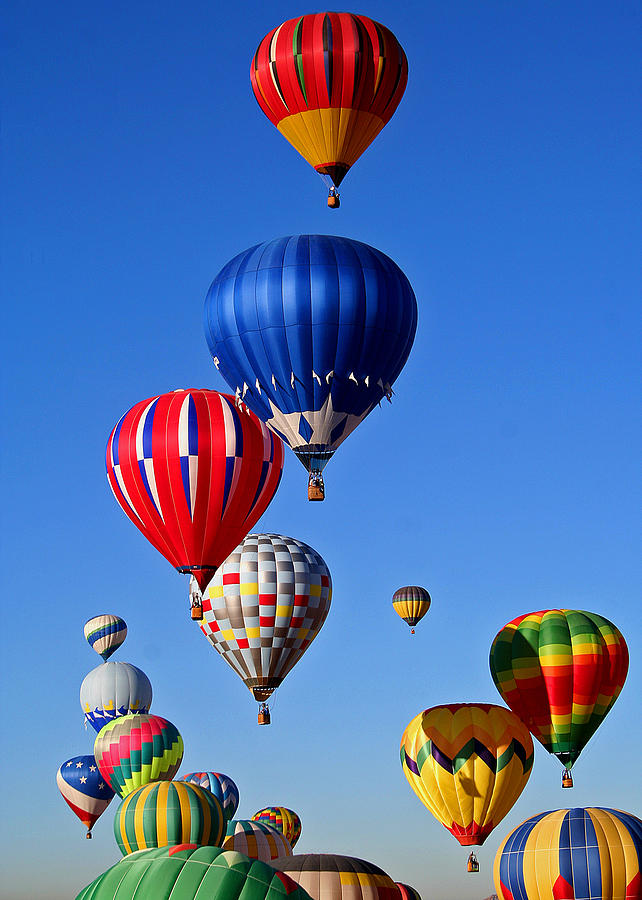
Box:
84, 614, 127, 660
56, 754, 115, 838
106, 390, 285, 592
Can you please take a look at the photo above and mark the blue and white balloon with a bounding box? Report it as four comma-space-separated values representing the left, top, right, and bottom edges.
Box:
80, 661, 152, 733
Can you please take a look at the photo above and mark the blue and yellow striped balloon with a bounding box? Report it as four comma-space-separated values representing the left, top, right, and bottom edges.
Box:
493, 807, 642, 900
84, 615, 127, 660
114, 781, 225, 855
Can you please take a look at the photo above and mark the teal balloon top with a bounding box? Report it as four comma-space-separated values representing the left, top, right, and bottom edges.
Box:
75, 845, 314, 900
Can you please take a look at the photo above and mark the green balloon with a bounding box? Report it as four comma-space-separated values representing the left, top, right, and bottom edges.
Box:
75, 845, 315, 900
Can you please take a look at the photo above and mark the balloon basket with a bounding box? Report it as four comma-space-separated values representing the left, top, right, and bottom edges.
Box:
190, 603, 203, 621
327, 189, 340, 209
86, 832, 92, 840
467, 852, 479, 873
308, 473, 325, 501
258, 710, 271, 726
562, 769, 574, 788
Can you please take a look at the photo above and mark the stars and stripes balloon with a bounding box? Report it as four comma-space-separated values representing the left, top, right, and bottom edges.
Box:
114, 781, 226, 855
84, 614, 127, 660
75, 845, 315, 900
80, 660, 152, 733
198, 534, 332, 715
392, 586, 431, 633
180, 772, 239, 822
400, 703, 534, 848
223, 820, 293, 863
489, 609, 629, 779
56, 754, 115, 838
204, 235, 417, 497
106, 389, 284, 610
250, 13, 408, 204
493, 807, 642, 900
94, 713, 183, 799
251, 808, 302, 848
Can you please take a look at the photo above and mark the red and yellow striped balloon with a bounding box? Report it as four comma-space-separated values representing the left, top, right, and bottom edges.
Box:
114, 781, 225, 855
251, 807, 302, 848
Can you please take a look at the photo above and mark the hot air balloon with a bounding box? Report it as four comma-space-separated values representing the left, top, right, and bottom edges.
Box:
223, 820, 292, 862
271, 854, 401, 900
84, 614, 127, 660
80, 661, 152, 733
251, 808, 302, 848
56, 754, 115, 839
180, 772, 239, 822
199, 534, 332, 723
75, 845, 314, 900
114, 781, 225, 855
204, 235, 417, 500
392, 586, 431, 634
396, 885, 421, 900
489, 609, 629, 787
493, 807, 642, 900
106, 389, 284, 618
250, 13, 408, 207
400, 703, 534, 869
94, 713, 183, 798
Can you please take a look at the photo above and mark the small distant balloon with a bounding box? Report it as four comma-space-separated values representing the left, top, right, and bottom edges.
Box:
80, 660, 152, 733
56, 754, 115, 838
223, 820, 292, 862
251, 808, 302, 848
396, 885, 422, 900
84, 614, 127, 660
392, 586, 431, 633
180, 772, 239, 822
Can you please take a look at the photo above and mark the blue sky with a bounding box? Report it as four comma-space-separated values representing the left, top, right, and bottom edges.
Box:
1, 1, 640, 898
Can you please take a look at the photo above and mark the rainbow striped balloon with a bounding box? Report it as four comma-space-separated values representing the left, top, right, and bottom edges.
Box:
94, 713, 183, 798
251, 808, 301, 848
401, 703, 534, 847
114, 781, 225, 855
223, 819, 292, 862
490, 609, 629, 770
493, 807, 642, 900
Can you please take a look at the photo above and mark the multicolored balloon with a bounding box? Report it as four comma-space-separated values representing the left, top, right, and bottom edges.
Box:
180, 772, 239, 822
396, 885, 421, 900
204, 235, 417, 496
114, 781, 225, 855
106, 389, 284, 603
94, 713, 183, 798
489, 609, 629, 774
75, 845, 315, 900
84, 614, 127, 660
392, 586, 431, 632
80, 661, 152, 733
400, 703, 534, 847
223, 820, 292, 862
56, 754, 115, 838
250, 13, 408, 203
271, 854, 400, 900
493, 807, 642, 900
199, 534, 332, 709
251, 808, 302, 848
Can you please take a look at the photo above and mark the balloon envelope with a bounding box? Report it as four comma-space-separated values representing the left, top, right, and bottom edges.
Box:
396, 885, 421, 900
223, 820, 292, 862
251, 807, 302, 848
400, 703, 534, 846
204, 235, 417, 482
250, 13, 408, 192
199, 534, 332, 703
392, 586, 431, 628
84, 614, 127, 660
271, 854, 400, 900
56, 754, 115, 837
114, 781, 225, 855
180, 772, 239, 822
94, 713, 183, 798
106, 389, 284, 592
493, 807, 642, 900
490, 609, 629, 769
80, 661, 152, 733
75, 845, 314, 900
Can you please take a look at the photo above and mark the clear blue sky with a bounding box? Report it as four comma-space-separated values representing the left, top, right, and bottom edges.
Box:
1, 1, 640, 898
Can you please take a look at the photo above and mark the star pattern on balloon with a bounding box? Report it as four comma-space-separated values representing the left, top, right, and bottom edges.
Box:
265, 394, 371, 452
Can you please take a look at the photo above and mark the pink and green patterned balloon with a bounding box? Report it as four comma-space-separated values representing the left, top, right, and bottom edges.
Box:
94, 713, 183, 799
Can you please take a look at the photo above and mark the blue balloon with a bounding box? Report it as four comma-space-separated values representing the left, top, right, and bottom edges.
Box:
204, 235, 417, 477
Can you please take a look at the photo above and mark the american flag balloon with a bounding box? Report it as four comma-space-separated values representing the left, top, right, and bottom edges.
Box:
106, 390, 285, 597
56, 754, 115, 838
